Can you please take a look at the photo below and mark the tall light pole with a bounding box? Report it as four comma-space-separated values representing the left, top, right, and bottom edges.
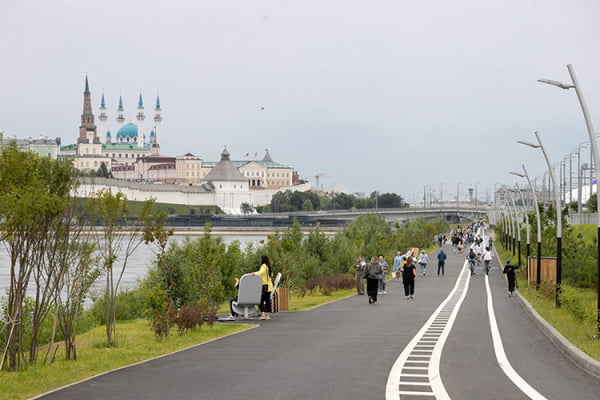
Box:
511, 166, 542, 289
506, 189, 520, 261
518, 132, 562, 307
539, 64, 599, 331
515, 183, 530, 259
457, 181, 461, 223
577, 142, 590, 214
474, 181, 480, 218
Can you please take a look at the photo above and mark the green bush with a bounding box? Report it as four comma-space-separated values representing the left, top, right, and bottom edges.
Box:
88, 288, 146, 325
560, 285, 595, 324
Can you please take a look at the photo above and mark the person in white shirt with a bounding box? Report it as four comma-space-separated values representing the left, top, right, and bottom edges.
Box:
482, 247, 493, 275
417, 251, 429, 276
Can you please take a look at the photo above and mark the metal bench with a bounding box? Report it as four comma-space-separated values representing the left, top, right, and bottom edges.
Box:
270, 272, 282, 312
231, 273, 263, 319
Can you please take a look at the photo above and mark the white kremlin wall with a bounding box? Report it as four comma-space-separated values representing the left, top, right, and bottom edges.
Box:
73, 178, 311, 214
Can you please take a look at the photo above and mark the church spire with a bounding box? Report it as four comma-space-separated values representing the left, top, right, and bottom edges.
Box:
78, 75, 97, 143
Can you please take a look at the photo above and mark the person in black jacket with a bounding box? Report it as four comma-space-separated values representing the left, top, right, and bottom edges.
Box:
503, 259, 520, 297
364, 256, 383, 304
401, 256, 417, 299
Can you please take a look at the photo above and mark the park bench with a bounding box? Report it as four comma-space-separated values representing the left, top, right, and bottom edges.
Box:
270, 272, 282, 312
231, 274, 263, 319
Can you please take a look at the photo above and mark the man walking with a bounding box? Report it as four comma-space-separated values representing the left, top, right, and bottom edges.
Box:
354, 256, 367, 295
437, 248, 447, 276
503, 259, 520, 296
378, 255, 389, 294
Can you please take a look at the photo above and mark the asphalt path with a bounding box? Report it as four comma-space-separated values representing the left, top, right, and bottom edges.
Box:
36, 246, 599, 400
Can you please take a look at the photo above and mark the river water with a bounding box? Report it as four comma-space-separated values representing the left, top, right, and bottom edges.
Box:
0, 234, 268, 296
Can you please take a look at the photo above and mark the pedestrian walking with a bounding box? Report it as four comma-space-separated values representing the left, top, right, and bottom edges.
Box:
437, 248, 447, 276
393, 251, 403, 281
467, 248, 476, 276
482, 247, 493, 275
503, 259, 520, 297
364, 256, 383, 304
474, 243, 483, 265
353, 256, 367, 295
451, 235, 459, 254
378, 255, 389, 294
401, 255, 417, 299
417, 250, 428, 276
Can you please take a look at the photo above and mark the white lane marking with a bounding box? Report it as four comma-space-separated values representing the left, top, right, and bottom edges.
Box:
386, 261, 471, 400
428, 263, 471, 400
484, 274, 548, 400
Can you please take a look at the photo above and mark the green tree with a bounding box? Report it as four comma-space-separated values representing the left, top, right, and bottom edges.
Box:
240, 202, 254, 215
86, 190, 165, 346
333, 193, 356, 209
302, 199, 314, 211
96, 162, 112, 178
0, 143, 78, 370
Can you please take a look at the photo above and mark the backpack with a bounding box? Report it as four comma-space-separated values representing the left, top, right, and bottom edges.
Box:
468, 249, 476, 259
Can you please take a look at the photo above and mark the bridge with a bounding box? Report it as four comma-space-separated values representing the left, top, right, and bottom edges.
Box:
169, 204, 489, 230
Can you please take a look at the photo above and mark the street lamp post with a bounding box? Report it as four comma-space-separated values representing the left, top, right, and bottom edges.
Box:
518, 132, 562, 307
539, 64, 599, 331
457, 182, 461, 223
511, 166, 543, 288
507, 190, 520, 262
577, 142, 590, 214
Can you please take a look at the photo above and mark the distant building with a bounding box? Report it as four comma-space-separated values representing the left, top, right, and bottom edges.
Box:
61, 76, 296, 190
0, 135, 61, 159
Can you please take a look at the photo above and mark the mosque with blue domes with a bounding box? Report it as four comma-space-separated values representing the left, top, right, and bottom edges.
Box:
60, 76, 163, 172
61, 76, 300, 204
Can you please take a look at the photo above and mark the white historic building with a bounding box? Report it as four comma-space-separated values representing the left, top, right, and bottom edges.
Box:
62, 76, 305, 213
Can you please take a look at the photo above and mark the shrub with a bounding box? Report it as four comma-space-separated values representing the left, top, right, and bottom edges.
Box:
560, 285, 595, 324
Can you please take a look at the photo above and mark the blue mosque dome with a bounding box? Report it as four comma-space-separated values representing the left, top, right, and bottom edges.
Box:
116, 123, 138, 139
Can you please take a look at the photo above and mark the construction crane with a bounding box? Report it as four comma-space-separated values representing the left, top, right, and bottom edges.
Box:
314, 173, 326, 190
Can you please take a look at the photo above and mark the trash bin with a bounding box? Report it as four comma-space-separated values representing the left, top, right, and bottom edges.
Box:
275, 288, 289, 311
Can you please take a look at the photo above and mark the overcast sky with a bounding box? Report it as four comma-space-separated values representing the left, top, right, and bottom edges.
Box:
2, 0, 600, 204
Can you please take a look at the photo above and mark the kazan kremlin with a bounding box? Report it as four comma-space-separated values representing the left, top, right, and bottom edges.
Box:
58, 77, 310, 214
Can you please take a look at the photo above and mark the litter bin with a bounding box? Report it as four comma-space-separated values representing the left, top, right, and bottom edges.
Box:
275, 288, 289, 312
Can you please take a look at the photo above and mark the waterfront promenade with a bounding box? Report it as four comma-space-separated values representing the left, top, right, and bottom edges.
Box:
36, 244, 599, 400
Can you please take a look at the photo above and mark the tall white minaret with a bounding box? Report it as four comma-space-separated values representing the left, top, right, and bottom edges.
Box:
98, 93, 108, 144
136, 93, 145, 148
116, 95, 125, 131
153, 95, 162, 146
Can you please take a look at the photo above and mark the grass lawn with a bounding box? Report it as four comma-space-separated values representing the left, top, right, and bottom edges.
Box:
3, 289, 355, 400
0, 321, 250, 400
494, 244, 600, 361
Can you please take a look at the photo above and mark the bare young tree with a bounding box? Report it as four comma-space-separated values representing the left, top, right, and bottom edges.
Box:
86, 190, 164, 346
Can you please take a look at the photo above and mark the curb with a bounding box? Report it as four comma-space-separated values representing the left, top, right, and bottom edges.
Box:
515, 292, 600, 379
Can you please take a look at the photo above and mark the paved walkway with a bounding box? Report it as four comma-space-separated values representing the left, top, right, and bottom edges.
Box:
36, 245, 600, 400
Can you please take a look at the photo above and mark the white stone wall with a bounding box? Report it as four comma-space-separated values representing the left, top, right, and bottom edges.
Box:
73, 178, 311, 213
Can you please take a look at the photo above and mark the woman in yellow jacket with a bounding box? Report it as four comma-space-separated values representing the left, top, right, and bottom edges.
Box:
253, 255, 274, 320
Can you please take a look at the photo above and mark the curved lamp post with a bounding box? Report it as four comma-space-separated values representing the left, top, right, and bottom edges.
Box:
511, 166, 543, 289
507, 189, 521, 263
539, 64, 599, 330
515, 184, 530, 260
518, 132, 562, 307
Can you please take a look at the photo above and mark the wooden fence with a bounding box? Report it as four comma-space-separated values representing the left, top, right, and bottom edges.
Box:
527, 257, 557, 284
